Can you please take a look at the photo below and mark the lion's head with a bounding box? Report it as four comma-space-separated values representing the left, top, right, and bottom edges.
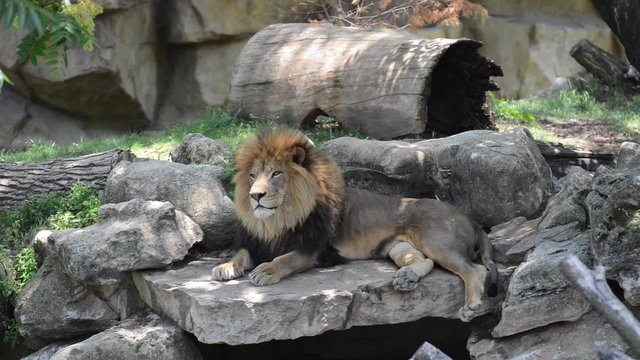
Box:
234, 128, 344, 241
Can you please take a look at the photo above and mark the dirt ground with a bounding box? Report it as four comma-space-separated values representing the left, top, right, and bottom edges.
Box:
537, 118, 635, 153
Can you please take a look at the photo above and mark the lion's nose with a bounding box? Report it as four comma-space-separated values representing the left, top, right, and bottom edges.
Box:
250, 192, 266, 201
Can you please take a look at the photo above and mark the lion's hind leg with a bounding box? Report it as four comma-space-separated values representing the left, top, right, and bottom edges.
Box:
389, 241, 435, 291
430, 250, 487, 322
211, 248, 253, 281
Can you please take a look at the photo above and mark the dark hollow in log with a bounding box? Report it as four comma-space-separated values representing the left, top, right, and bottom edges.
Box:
570, 39, 640, 93
228, 23, 502, 140
0, 149, 134, 212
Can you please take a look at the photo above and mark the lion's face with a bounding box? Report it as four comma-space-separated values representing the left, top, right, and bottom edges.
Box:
233, 128, 326, 241
246, 159, 289, 219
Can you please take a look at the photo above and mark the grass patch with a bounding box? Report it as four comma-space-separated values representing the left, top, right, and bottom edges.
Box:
490, 84, 640, 142
0, 108, 366, 164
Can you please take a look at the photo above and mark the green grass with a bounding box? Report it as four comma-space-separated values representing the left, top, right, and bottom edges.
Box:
490, 85, 640, 141
0, 108, 365, 164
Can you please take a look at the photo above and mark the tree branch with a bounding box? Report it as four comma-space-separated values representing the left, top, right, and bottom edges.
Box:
560, 254, 640, 356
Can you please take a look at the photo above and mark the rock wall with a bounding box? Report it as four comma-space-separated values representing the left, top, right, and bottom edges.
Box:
419, 0, 625, 98
0, 0, 625, 150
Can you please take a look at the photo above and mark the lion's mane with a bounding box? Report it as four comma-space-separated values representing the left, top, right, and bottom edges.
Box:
232, 128, 346, 266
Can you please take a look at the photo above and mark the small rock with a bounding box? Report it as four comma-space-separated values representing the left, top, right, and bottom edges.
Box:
617, 142, 640, 170
170, 133, 231, 166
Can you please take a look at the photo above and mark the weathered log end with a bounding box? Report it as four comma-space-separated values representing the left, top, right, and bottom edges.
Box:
229, 23, 502, 139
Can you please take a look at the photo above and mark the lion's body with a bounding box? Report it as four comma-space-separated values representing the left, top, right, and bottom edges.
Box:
212, 128, 498, 321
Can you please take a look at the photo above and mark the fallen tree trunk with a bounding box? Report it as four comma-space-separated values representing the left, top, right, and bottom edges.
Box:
0, 149, 134, 211
570, 39, 640, 93
229, 23, 503, 140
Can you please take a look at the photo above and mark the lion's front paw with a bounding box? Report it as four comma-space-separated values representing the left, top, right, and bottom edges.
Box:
249, 262, 282, 286
457, 304, 480, 322
392, 267, 419, 291
211, 262, 244, 281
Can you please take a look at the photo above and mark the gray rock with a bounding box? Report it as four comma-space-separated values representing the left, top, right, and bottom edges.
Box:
617, 142, 640, 170
492, 230, 592, 337
506, 221, 582, 261
469, 311, 630, 360
170, 133, 231, 166
0, 2, 158, 132
15, 262, 118, 349
587, 165, 640, 305
163, 0, 296, 43
538, 166, 592, 229
44, 198, 202, 287
133, 256, 498, 345
322, 128, 553, 226
0, 87, 111, 151
23, 340, 83, 360
410, 341, 453, 360
102, 160, 235, 249
25, 312, 202, 360
488, 216, 539, 265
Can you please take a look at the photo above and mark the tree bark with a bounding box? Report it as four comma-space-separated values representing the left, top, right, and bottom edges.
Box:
570, 39, 640, 93
561, 254, 640, 357
0, 149, 134, 211
229, 23, 502, 140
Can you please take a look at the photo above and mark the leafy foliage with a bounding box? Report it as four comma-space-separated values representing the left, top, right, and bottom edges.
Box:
292, 0, 488, 29
0, 182, 101, 347
488, 93, 537, 124
0, 0, 102, 76
3, 319, 20, 349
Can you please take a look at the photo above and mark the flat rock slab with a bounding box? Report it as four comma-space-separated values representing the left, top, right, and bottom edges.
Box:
133, 256, 496, 345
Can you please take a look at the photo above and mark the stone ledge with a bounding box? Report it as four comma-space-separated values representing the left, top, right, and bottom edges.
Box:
133, 256, 496, 345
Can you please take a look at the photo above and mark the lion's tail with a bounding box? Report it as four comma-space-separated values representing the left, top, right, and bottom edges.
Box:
476, 225, 498, 297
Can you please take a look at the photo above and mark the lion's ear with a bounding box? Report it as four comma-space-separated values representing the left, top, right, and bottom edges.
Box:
292, 146, 306, 165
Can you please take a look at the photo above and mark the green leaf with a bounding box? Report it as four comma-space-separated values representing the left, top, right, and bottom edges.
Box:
28, 8, 44, 35
17, 5, 25, 29
4, 0, 15, 29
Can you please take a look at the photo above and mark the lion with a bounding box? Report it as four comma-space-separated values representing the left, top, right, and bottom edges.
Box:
211, 127, 498, 321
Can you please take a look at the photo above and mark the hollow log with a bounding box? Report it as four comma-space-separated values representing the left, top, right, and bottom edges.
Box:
570, 39, 640, 92
229, 23, 503, 140
0, 149, 134, 211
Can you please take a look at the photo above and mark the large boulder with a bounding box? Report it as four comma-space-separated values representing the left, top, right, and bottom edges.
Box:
491, 228, 592, 337
587, 164, 640, 305
133, 256, 499, 345
469, 311, 630, 360
102, 160, 235, 249
43, 198, 203, 287
322, 128, 553, 226
15, 263, 119, 349
24, 312, 202, 360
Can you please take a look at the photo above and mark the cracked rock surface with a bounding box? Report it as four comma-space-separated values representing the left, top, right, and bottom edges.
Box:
133, 255, 497, 345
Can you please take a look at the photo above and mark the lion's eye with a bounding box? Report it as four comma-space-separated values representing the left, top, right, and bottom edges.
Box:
272, 171, 282, 178
249, 173, 256, 180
